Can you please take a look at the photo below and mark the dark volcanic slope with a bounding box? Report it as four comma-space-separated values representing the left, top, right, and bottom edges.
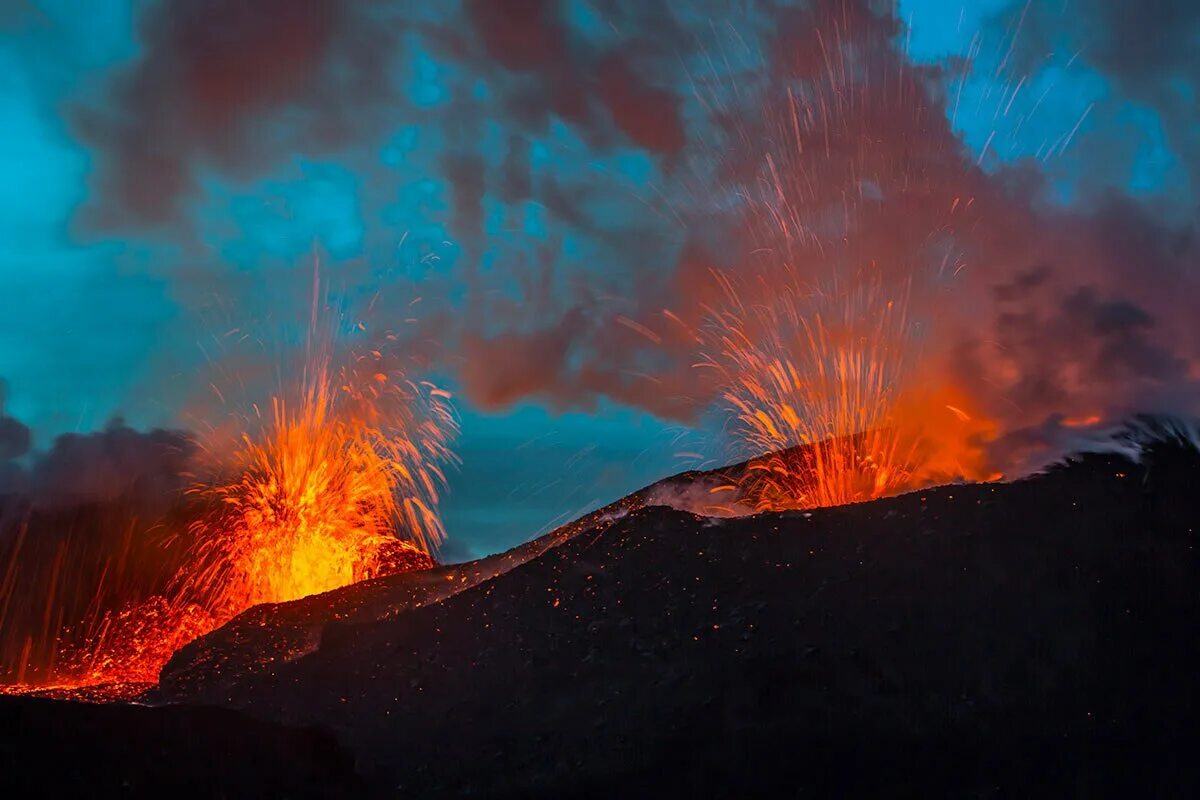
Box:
156, 465, 730, 701
158, 446, 1199, 797
157, 491, 649, 701
4, 442, 1198, 797
0, 695, 363, 796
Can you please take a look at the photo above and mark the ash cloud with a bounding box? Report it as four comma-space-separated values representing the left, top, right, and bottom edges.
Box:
65, 0, 1200, 474
23, 420, 195, 509
0, 381, 31, 463
0, 406, 194, 512
1, 377, 193, 511
0, 381, 32, 490
74, 0, 693, 234
73, 0, 399, 230
992, 0, 1200, 207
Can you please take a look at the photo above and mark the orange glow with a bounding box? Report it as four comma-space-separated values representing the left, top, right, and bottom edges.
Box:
1, 286, 456, 695
55, 598, 219, 686
683, 22, 1012, 513
700, 269, 997, 512
179, 337, 456, 621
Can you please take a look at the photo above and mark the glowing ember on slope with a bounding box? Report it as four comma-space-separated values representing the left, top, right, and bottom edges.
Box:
52, 597, 219, 687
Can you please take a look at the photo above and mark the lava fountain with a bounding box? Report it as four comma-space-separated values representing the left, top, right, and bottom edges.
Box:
700, 271, 915, 510
0, 282, 457, 694
179, 329, 456, 622
685, 6, 1003, 511
699, 268, 996, 513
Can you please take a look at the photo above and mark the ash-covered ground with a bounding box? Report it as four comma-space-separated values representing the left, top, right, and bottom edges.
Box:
2, 436, 1199, 797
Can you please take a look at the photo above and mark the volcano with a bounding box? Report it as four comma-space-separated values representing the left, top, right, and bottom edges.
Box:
2, 431, 1199, 797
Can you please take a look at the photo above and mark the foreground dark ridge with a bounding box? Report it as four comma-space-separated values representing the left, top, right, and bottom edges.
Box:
154, 437, 853, 701
153, 458, 734, 701
0, 695, 362, 795
2, 440, 1199, 797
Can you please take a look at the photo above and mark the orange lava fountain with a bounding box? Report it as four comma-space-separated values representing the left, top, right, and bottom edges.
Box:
701, 271, 918, 510
700, 269, 996, 512
0, 292, 456, 695
675, 224, 1003, 511
179, 336, 456, 621
681, 4, 1008, 513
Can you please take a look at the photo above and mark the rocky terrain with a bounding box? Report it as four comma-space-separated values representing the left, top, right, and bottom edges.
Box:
2, 431, 1198, 797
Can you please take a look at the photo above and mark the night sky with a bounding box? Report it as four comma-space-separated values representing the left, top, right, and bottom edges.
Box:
1, 0, 1197, 558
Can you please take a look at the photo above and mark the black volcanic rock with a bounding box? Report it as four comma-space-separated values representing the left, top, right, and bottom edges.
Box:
156, 497, 646, 702
154, 450, 782, 702
175, 446, 1200, 796
155, 464, 726, 702
0, 695, 363, 796
6, 440, 1200, 797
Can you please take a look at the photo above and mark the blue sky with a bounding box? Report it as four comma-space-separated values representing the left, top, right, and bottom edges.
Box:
1, 0, 1196, 557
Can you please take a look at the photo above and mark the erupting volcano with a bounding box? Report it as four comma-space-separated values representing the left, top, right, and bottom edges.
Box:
0, 281, 456, 695
699, 270, 997, 512
179, 318, 456, 624
692, 289, 1006, 516
3, 0, 1199, 794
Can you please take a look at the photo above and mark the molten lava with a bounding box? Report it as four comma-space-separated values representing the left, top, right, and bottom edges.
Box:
0, 304, 456, 696
700, 268, 996, 513
702, 272, 910, 509
180, 343, 454, 621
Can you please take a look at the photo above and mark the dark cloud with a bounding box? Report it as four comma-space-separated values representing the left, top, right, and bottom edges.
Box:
0, 380, 31, 463
464, 0, 568, 73
993, 265, 1052, 302
73, 0, 397, 230
0, 416, 30, 463
25, 419, 195, 508
596, 51, 687, 156
0, 405, 195, 509
74, 0, 695, 234
1064, 0, 1200, 187
1064, 288, 1187, 383
436, 536, 475, 565
1066, 289, 1153, 336
985, 279, 1187, 411
460, 0, 688, 155
441, 152, 487, 240
434, 0, 1200, 459
498, 134, 532, 203
996, 0, 1200, 205
62, 0, 1200, 476
460, 309, 588, 411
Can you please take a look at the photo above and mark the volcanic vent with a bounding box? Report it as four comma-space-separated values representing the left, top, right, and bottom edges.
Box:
0, 284, 456, 698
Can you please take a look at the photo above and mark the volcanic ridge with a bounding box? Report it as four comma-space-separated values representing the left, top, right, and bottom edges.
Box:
2, 426, 1199, 797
